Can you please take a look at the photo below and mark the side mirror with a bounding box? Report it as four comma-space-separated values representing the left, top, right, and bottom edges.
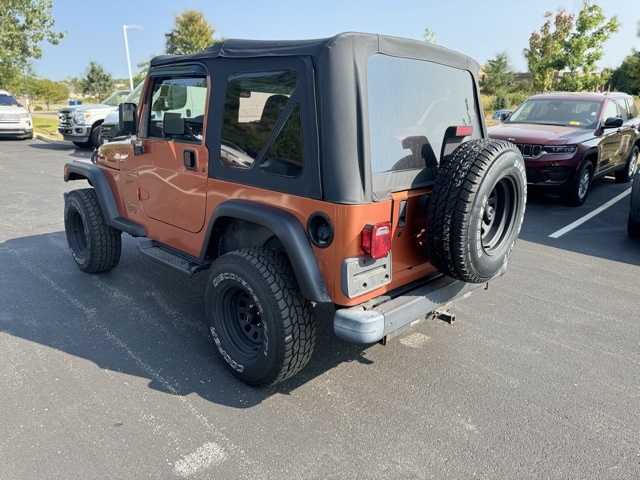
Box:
602, 117, 623, 129
118, 102, 138, 135
499, 112, 510, 121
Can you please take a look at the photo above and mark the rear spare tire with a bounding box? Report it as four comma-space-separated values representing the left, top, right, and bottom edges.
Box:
426, 139, 526, 283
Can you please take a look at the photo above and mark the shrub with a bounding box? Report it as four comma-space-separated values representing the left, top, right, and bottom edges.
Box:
481, 95, 494, 113
493, 91, 508, 110
506, 92, 529, 109
34, 105, 43, 111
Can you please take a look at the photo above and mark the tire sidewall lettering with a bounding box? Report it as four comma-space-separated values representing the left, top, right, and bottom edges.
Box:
210, 327, 245, 373
209, 269, 271, 374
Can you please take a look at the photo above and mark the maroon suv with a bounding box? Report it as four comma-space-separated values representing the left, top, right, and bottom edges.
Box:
489, 92, 640, 205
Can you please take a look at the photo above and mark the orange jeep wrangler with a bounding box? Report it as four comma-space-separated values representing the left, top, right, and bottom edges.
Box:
63, 33, 526, 387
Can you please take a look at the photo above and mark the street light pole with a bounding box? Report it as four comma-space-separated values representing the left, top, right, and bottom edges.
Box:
123, 24, 142, 90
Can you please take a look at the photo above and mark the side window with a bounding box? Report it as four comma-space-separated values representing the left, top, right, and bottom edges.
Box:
626, 98, 639, 119
146, 76, 207, 143
602, 99, 619, 121
615, 98, 629, 121
260, 105, 304, 178
220, 69, 298, 171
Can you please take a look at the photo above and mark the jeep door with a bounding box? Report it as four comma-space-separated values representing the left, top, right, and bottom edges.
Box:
135, 67, 209, 234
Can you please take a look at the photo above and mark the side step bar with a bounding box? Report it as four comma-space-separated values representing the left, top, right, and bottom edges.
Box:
138, 240, 210, 277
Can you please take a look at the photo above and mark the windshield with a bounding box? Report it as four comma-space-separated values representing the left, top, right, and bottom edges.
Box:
124, 82, 144, 105
102, 90, 131, 106
0, 94, 20, 107
507, 99, 602, 128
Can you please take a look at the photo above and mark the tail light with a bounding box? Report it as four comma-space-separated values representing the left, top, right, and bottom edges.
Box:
361, 221, 392, 259
455, 125, 473, 136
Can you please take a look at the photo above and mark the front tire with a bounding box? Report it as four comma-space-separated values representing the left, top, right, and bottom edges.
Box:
64, 189, 121, 273
628, 214, 640, 238
426, 139, 527, 283
205, 249, 316, 387
565, 161, 593, 206
89, 125, 101, 149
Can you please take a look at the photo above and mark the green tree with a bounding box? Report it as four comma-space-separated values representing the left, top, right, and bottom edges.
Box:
132, 57, 153, 86
31, 78, 68, 109
557, 1, 619, 91
606, 52, 640, 95
423, 28, 436, 44
480, 52, 515, 95
165, 10, 220, 55
80, 62, 114, 100
524, 10, 573, 92
525, 2, 619, 93
0, 0, 65, 86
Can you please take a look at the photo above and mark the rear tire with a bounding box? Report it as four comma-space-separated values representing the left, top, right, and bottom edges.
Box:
73, 140, 92, 149
615, 145, 639, 183
426, 139, 527, 283
64, 189, 121, 273
205, 248, 316, 387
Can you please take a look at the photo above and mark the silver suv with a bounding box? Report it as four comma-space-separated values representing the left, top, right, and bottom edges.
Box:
0, 90, 33, 140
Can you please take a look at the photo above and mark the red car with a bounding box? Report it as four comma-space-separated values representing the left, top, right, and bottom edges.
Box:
489, 92, 640, 205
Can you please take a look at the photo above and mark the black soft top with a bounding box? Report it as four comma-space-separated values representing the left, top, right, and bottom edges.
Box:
150, 33, 482, 204
150, 32, 477, 72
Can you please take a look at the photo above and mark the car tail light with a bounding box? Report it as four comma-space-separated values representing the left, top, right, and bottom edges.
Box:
455, 126, 473, 136
361, 221, 392, 259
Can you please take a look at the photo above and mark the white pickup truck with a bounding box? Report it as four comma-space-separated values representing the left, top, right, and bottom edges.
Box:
57, 90, 130, 148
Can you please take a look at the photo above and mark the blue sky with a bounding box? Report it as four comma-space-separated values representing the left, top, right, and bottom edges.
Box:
34, 0, 639, 81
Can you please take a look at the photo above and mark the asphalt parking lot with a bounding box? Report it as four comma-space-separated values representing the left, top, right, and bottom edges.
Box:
1, 138, 639, 479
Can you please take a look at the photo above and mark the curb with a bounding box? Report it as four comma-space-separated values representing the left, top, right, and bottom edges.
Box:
35, 133, 72, 146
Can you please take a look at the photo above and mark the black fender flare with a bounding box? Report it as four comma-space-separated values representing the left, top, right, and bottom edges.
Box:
206, 200, 331, 303
64, 162, 146, 237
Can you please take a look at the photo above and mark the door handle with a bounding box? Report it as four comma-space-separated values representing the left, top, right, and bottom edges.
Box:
183, 150, 197, 170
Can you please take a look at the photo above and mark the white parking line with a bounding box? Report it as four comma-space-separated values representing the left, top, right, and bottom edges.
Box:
549, 188, 632, 239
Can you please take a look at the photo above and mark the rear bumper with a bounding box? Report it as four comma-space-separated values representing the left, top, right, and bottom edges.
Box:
334, 266, 505, 344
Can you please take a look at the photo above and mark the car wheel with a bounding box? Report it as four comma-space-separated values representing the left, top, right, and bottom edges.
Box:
73, 140, 92, 149
615, 145, 639, 183
205, 248, 316, 387
90, 125, 101, 149
64, 188, 122, 273
565, 161, 593, 206
628, 214, 640, 238
426, 139, 527, 283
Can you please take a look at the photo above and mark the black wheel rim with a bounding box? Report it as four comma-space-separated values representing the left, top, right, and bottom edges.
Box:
69, 209, 88, 257
219, 284, 263, 359
481, 177, 518, 255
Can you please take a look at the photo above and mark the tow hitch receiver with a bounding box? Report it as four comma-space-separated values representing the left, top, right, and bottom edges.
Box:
435, 303, 456, 324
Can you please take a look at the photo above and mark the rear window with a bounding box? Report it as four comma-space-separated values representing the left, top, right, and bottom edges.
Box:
367, 54, 481, 194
